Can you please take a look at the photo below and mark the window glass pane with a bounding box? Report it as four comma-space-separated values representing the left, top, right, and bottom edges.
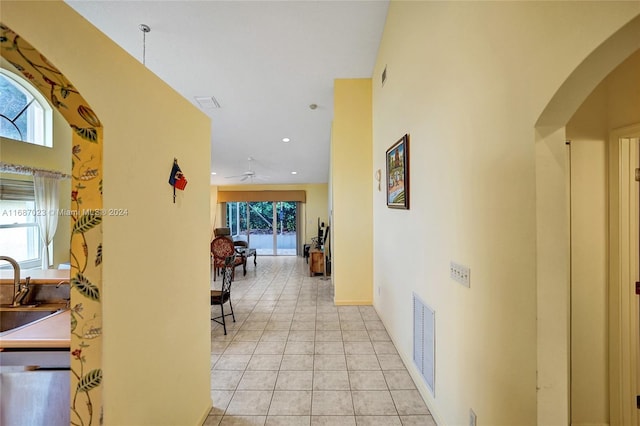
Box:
0, 116, 22, 140
0, 226, 40, 264
276, 201, 297, 255
13, 101, 29, 141
249, 202, 274, 255
0, 74, 31, 120
26, 101, 44, 145
0, 199, 40, 265
226, 202, 247, 238
0, 200, 36, 225
0, 71, 50, 147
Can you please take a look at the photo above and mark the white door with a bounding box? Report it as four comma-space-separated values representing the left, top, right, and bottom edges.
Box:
610, 132, 640, 425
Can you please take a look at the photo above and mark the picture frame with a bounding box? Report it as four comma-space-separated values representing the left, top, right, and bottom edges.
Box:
386, 134, 409, 209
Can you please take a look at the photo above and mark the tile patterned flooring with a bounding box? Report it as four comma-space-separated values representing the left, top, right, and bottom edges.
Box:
206, 256, 437, 426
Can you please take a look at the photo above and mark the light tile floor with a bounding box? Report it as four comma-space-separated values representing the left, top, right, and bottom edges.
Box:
206, 256, 437, 426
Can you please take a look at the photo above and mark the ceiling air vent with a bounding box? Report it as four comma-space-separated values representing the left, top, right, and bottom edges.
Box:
381, 65, 387, 87
195, 96, 221, 109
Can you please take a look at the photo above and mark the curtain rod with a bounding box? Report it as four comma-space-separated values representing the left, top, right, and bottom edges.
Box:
0, 162, 71, 179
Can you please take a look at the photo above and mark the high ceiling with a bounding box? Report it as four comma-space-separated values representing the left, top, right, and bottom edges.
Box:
66, 0, 389, 185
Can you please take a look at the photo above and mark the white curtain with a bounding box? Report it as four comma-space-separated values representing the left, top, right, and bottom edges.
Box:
33, 172, 60, 269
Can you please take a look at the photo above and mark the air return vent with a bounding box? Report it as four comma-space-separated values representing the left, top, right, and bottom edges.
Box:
194, 96, 221, 109
413, 293, 435, 396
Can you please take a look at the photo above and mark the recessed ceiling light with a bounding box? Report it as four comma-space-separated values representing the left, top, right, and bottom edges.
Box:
211, 172, 217, 175
282, 138, 290, 142
291, 171, 297, 175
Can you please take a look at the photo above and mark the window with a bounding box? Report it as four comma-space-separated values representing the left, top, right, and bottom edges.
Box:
0, 179, 41, 269
0, 69, 52, 147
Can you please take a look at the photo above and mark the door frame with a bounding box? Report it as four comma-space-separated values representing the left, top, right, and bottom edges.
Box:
609, 123, 640, 425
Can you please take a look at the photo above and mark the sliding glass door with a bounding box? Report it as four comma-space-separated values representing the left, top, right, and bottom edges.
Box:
226, 201, 297, 255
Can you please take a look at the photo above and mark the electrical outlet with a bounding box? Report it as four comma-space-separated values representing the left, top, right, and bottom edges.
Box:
450, 261, 471, 288
469, 409, 477, 426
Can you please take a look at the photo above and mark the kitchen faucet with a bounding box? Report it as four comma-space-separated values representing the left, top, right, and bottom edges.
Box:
0, 256, 30, 307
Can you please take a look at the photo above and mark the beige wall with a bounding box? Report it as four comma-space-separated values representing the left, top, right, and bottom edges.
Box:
372, 2, 640, 425
332, 79, 373, 305
566, 48, 640, 425
569, 138, 609, 424
2, 2, 212, 425
535, 125, 572, 424
0, 64, 72, 267
210, 185, 220, 241
215, 183, 329, 245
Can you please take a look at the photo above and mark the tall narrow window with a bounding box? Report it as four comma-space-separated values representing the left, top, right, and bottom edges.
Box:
0, 69, 52, 147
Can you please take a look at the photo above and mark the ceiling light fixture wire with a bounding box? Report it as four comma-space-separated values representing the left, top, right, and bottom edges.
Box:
139, 24, 150, 65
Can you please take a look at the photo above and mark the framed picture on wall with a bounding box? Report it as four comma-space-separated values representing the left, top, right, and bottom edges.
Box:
386, 134, 409, 209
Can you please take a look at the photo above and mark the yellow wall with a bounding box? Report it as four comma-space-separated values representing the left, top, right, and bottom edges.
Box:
372, 2, 640, 425
566, 49, 640, 425
210, 185, 220, 240
332, 79, 373, 304
0, 64, 72, 267
2, 2, 212, 425
568, 138, 608, 424
216, 183, 329, 245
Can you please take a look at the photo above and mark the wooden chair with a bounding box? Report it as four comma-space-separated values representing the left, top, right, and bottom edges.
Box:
211, 255, 236, 335
211, 236, 245, 281
214, 227, 231, 238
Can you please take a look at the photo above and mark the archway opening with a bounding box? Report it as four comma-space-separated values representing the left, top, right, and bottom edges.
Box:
1, 24, 103, 426
535, 14, 640, 426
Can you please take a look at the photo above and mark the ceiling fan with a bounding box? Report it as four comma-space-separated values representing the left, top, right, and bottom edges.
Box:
225, 157, 267, 182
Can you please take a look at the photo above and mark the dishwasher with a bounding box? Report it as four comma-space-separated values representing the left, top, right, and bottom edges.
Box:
0, 366, 70, 426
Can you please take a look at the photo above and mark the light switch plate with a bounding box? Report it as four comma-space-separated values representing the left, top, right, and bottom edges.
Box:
450, 261, 470, 288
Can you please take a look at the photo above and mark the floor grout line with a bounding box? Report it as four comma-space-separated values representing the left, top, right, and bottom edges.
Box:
206, 256, 433, 425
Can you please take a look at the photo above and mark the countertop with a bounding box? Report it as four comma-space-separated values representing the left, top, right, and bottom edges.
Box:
0, 269, 70, 285
0, 309, 70, 349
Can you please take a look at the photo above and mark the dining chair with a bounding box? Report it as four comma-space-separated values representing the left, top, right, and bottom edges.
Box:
211, 236, 245, 281
214, 227, 231, 238
211, 255, 236, 335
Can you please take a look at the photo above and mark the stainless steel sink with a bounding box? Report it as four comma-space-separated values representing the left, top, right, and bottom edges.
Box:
0, 309, 60, 333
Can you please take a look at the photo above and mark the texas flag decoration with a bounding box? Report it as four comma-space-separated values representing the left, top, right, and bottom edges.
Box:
169, 158, 187, 203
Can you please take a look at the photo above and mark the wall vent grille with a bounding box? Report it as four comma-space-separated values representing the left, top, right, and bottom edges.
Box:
413, 293, 435, 396
194, 95, 221, 109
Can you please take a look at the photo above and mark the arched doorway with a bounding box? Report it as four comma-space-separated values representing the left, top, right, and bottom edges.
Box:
1, 24, 103, 426
536, 15, 640, 426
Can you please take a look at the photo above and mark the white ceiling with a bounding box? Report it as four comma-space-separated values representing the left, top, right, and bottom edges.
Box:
65, 0, 389, 185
